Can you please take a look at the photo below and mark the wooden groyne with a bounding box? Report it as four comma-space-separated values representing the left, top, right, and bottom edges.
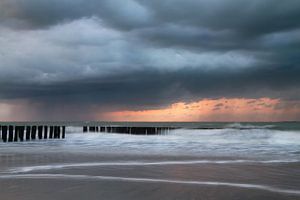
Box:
0, 124, 176, 143
83, 126, 175, 135
0, 125, 65, 143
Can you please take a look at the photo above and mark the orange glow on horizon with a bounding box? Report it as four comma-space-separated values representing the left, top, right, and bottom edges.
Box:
101, 98, 300, 122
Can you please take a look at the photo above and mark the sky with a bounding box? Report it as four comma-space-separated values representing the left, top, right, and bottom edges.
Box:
0, 0, 300, 121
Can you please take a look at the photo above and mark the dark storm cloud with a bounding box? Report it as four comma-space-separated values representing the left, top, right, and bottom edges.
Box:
0, 0, 153, 29
2, 0, 300, 36
1, 65, 299, 109
0, 0, 300, 119
140, 0, 300, 35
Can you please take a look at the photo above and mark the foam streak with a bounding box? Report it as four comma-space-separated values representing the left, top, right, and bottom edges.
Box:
9, 159, 299, 173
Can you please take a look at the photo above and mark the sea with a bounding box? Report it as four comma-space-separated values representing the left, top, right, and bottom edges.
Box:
0, 122, 299, 200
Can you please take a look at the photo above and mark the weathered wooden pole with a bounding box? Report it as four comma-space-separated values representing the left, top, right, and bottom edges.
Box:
83, 126, 88, 132
53, 126, 57, 138
31, 126, 37, 140
44, 126, 48, 139
54, 126, 61, 138
26, 126, 31, 140
62, 126, 65, 139
107, 126, 111, 133
57, 126, 61, 138
89, 126, 96, 132
19, 126, 25, 141
14, 126, 19, 142
100, 126, 105, 132
49, 126, 54, 139
2, 126, 8, 142
8, 125, 14, 142
38, 126, 43, 139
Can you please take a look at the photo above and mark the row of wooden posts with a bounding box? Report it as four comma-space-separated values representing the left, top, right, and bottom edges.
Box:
0, 125, 65, 143
0, 125, 175, 142
83, 126, 174, 135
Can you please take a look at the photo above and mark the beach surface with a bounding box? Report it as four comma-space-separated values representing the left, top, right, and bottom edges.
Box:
0, 123, 300, 200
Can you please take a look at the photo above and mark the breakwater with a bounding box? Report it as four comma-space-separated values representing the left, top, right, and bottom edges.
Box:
0, 124, 175, 142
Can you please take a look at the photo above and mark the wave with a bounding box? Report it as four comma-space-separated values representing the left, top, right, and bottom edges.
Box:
9, 159, 300, 173
65, 126, 83, 133
225, 123, 276, 129
0, 173, 299, 196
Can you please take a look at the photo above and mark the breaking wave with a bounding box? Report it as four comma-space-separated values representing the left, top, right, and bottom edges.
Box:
225, 123, 276, 129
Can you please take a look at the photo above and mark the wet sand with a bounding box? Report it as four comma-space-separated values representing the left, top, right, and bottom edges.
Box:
0, 152, 299, 200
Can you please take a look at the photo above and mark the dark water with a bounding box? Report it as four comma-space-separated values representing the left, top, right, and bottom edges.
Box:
0, 122, 300, 200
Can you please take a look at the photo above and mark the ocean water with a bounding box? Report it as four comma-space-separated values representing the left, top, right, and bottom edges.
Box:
0, 122, 299, 200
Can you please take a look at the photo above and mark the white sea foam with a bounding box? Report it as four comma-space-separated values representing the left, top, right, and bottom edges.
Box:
1, 128, 300, 159
66, 126, 83, 134
225, 123, 276, 129
0, 173, 299, 196
9, 159, 300, 173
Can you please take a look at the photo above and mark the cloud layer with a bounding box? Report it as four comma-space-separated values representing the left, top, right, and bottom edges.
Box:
0, 0, 300, 120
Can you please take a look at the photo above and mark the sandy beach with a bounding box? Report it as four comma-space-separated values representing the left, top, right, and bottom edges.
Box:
0, 151, 300, 200
1, 125, 300, 200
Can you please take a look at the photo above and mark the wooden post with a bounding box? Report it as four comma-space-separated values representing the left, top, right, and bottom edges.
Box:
89, 126, 96, 132
19, 126, 25, 141
149, 127, 155, 135
83, 126, 88, 132
53, 126, 57, 138
38, 126, 43, 139
49, 126, 54, 139
26, 126, 31, 140
100, 126, 105, 132
2, 126, 7, 142
57, 126, 61, 138
8, 125, 14, 142
44, 126, 48, 139
54, 126, 60, 139
62, 126, 65, 139
31, 126, 37, 140
14, 126, 19, 142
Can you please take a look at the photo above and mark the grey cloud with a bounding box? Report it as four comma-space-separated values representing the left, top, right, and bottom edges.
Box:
139, 0, 300, 37
0, 0, 299, 120
1, 64, 299, 108
0, 0, 153, 30
0, 18, 259, 85
2, 0, 300, 36
0, 65, 299, 120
